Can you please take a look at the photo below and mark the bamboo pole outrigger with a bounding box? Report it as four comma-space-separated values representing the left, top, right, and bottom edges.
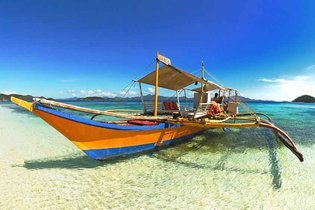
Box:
31, 98, 170, 120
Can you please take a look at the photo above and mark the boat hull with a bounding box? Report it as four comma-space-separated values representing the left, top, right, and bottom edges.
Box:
33, 104, 204, 159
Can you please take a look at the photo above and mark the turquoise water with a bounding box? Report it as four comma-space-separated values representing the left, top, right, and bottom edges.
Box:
0, 101, 314, 209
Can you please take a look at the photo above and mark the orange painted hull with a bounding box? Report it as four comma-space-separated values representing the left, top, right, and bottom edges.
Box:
33, 104, 204, 159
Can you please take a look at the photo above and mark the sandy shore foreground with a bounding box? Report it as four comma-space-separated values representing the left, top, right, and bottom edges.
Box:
1, 103, 315, 209
0, 104, 85, 208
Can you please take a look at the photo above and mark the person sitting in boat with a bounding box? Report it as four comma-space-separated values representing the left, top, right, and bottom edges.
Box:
213, 93, 224, 104
206, 101, 222, 116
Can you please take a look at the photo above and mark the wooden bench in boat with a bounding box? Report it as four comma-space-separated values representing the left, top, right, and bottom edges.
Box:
127, 120, 159, 126
162, 102, 180, 113
144, 102, 180, 115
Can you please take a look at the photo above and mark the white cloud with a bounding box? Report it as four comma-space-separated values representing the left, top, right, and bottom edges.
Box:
100, 92, 117, 97
258, 78, 286, 83
1, 90, 17, 95
244, 73, 315, 101
119, 90, 138, 97
79, 90, 86, 95
79, 89, 117, 97
68, 88, 138, 98
66, 90, 76, 96
146, 87, 155, 94
128, 91, 137, 96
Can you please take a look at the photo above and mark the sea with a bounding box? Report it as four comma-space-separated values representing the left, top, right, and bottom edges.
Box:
0, 101, 314, 209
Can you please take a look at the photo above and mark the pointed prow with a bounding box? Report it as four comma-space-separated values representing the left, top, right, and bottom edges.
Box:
11, 96, 34, 112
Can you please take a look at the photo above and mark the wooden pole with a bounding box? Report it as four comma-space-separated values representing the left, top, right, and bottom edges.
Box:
139, 82, 146, 113
201, 61, 205, 79
193, 62, 205, 118
176, 90, 180, 110
184, 89, 188, 110
154, 52, 159, 116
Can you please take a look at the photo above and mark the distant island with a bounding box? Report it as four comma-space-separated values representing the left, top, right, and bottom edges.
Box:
0, 93, 279, 103
0, 94, 34, 102
0, 94, 54, 102
0, 93, 315, 103
77, 96, 106, 101
1, 93, 307, 103
292, 95, 315, 103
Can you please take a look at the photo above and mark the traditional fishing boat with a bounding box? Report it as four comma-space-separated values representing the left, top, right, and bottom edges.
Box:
11, 53, 303, 161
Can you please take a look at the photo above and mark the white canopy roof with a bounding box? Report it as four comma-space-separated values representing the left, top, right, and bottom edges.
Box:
138, 65, 207, 91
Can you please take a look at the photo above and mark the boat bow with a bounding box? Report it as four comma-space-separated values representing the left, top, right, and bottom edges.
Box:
11, 96, 35, 112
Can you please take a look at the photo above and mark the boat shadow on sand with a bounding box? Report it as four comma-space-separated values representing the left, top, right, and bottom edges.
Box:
6, 104, 36, 117
19, 128, 282, 189
20, 153, 142, 170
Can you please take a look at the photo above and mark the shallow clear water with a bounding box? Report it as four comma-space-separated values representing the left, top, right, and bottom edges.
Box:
0, 101, 314, 209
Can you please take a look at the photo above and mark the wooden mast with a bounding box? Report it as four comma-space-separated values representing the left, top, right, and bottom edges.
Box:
194, 61, 205, 117
201, 61, 205, 80
139, 82, 146, 113
176, 90, 180, 110
199, 61, 205, 109
153, 52, 159, 116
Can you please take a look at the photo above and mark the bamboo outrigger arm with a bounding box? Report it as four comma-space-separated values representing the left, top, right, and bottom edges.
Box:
34, 98, 171, 120
258, 119, 303, 162
177, 116, 303, 162
236, 112, 303, 161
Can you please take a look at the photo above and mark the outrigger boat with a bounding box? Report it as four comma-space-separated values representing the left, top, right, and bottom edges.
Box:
11, 53, 303, 162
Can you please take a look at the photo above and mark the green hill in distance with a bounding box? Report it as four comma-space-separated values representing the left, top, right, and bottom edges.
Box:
0, 94, 34, 102
292, 95, 315, 103
3, 93, 313, 103
0, 94, 54, 102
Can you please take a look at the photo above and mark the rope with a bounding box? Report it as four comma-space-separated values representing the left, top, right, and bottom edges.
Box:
120, 80, 135, 95
132, 60, 155, 81
204, 68, 223, 86
119, 60, 155, 96
233, 91, 257, 120
203, 68, 257, 119
122, 80, 136, 98
188, 67, 203, 76
171, 89, 184, 99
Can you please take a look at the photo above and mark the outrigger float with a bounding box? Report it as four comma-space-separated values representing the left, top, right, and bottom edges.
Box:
11, 53, 303, 161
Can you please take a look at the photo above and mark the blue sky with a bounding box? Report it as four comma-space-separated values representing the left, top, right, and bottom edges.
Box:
0, 0, 314, 101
